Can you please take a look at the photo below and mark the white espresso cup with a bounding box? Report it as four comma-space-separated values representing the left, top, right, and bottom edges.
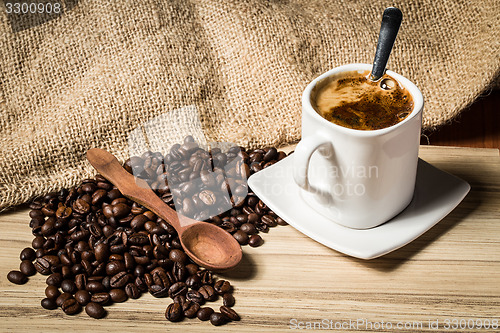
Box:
293, 63, 424, 229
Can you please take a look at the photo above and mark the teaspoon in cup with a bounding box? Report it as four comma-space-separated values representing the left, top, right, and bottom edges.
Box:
370, 7, 403, 83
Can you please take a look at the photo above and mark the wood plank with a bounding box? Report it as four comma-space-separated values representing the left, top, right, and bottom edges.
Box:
421, 89, 500, 150
1, 146, 499, 332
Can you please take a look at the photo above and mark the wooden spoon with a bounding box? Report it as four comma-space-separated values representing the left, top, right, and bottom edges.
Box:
86, 148, 242, 271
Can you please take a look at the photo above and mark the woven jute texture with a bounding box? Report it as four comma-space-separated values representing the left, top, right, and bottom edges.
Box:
0, 0, 499, 210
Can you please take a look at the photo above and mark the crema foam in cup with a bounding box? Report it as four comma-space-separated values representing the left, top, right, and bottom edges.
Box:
312, 70, 414, 130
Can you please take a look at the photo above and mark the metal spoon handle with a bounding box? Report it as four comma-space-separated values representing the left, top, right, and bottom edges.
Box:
370, 7, 403, 81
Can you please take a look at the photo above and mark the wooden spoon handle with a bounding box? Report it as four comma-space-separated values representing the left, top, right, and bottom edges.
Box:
86, 148, 184, 231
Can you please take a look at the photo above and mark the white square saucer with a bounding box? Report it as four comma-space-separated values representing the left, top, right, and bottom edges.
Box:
248, 156, 470, 259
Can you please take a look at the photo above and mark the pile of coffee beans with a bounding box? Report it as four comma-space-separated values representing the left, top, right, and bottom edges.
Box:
7, 136, 288, 326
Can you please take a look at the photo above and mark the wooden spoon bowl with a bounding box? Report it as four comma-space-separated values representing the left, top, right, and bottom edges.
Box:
86, 148, 242, 271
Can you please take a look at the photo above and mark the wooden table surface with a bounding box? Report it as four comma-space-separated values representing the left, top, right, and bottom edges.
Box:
1, 146, 499, 333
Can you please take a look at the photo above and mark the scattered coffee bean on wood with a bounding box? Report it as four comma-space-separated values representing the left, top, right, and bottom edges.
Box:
222, 293, 235, 307
197, 306, 214, 321
85, 302, 106, 319
220, 305, 240, 321
7, 136, 289, 325
41, 297, 58, 310
210, 312, 228, 326
7, 270, 27, 285
19, 260, 36, 276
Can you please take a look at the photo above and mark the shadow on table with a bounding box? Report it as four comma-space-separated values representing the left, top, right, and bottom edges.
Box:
217, 251, 258, 280
347, 170, 482, 272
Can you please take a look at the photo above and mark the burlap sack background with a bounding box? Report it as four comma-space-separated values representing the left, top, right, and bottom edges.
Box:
0, 0, 499, 211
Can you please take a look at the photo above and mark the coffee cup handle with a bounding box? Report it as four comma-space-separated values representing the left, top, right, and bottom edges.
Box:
293, 133, 332, 193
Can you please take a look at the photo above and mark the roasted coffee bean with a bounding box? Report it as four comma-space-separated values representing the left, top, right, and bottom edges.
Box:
125, 283, 140, 299
85, 302, 106, 319
165, 303, 183, 322
46, 272, 63, 287
185, 275, 202, 289
73, 198, 90, 215
41, 297, 58, 310
172, 262, 187, 282
59, 252, 72, 266
32, 236, 45, 249
197, 307, 214, 321
128, 233, 149, 245
210, 312, 227, 326
43, 255, 60, 266
110, 271, 129, 288
149, 284, 169, 298
169, 249, 187, 264
106, 260, 126, 276
198, 285, 217, 301
184, 302, 200, 318
186, 290, 204, 305
109, 289, 128, 303
61, 265, 72, 279
56, 292, 73, 307
214, 280, 231, 295
173, 295, 186, 306
19, 260, 36, 276
41, 219, 55, 236
239, 223, 256, 235
200, 170, 216, 187
151, 267, 170, 288
74, 273, 87, 290
248, 234, 263, 247
124, 252, 135, 270
247, 212, 259, 223
20, 247, 36, 261
132, 264, 145, 277
91, 189, 107, 206
91, 292, 111, 305
112, 203, 130, 219
232, 230, 249, 245
153, 244, 168, 260
7, 270, 27, 285
198, 270, 213, 285
247, 196, 259, 207
34, 257, 51, 275
94, 243, 109, 263
56, 205, 72, 219
261, 214, 277, 227
263, 147, 278, 162
107, 189, 122, 201
222, 293, 235, 307
75, 290, 91, 305
181, 197, 195, 217
198, 190, 216, 206
86, 281, 106, 293
45, 285, 61, 300
108, 253, 124, 261
220, 305, 240, 321
184, 263, 197, 275
135, 276, 148, 292
62, 298, 81, 315
29, 209, 44, 220
168, 282, 187, 298
276, 216, 288, 225
220, 221, 236, 233
61, 279, 77, 294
